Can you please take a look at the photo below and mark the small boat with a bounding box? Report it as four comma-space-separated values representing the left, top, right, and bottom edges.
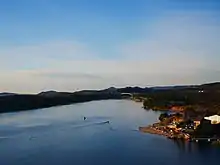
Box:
104, 121, 110, 124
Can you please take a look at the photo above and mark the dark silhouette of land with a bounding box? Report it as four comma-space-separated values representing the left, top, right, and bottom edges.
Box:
1, 82, 220, 114
0, 88, 122, 113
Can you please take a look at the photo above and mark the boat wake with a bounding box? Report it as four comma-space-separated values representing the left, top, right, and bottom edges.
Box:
0, 136, 16, 140
17, 123, 51, 128
70, 121, 110, 129
0, 136, 9, 139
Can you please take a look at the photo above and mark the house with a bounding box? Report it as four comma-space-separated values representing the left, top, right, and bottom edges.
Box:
167, 124, 176, 129
204, 115, 220, 124
171, 106, 185, 112
192, 116, 203, 129
198, 90, 204, 93
193, 120, 201, 128
172, 116, 184, 123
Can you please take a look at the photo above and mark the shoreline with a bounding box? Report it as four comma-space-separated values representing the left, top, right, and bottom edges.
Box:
139, 125, 175, 139
139, 124, 220, 145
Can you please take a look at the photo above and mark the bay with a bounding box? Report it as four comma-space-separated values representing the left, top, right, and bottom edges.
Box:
0, 100, 219, 165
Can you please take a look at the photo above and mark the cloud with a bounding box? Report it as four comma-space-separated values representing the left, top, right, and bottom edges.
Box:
1, 59, 219, 93
120, 10, 220, 60
117, 10, 220, 84
37, 72, 104, 80
0, 10, 220, 93
0, 41, 98, 69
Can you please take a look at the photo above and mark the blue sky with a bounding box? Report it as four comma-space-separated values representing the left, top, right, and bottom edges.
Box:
0, 0, 220, 93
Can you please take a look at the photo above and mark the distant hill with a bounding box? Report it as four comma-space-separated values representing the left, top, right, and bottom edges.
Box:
38, 91, 73, 97
151, 85, 190, 90
0, 92, 17, 97
38, 91, 59, 97
0, 82, 220, 114
199, 82, 220, 90
117, 87, 150, 93
0, 89, 122, 113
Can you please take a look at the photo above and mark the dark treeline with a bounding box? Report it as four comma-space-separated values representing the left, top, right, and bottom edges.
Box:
1, 82, 220, 114
0, 89, 122, 113
193, 119, 220, 138
135, 82, 220, 115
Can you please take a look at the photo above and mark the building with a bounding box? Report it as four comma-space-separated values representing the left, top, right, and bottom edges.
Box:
172, 117, 184, 123
193, 120, 201, 129
167, 124, 176, 129
171, 106, 185, 112
198, 90, 204, 93
204, 115, 220, 124
192, 116, 204, 129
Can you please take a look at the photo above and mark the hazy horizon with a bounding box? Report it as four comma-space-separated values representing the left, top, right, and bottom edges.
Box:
1, 0, 220, 93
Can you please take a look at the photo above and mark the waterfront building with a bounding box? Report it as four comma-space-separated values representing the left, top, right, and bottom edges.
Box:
204, 115, 220, 124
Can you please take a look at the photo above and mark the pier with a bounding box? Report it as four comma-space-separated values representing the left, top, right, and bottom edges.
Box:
191, 137, 220, 142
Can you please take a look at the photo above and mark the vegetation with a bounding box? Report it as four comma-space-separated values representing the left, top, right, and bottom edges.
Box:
0, 89, 122, 113
159, 113, 169, 121
1, 82, 220, 115
193, 119, 220, 138
140, 82, 220, 115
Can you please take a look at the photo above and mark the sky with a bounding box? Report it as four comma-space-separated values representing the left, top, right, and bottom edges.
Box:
0, 0, 220, 93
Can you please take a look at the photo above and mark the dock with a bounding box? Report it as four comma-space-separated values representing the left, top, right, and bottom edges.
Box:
191, 137, 220, 142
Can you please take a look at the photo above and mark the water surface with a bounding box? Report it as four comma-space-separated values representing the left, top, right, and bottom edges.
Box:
0, 100, 219, 165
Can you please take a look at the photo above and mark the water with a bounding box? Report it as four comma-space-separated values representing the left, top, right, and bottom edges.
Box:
0, 100, 219, 165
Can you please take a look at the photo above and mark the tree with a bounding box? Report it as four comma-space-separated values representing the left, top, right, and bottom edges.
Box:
143, 98, 153, 109
159, 113, 169, 121
193, 119, 214, 138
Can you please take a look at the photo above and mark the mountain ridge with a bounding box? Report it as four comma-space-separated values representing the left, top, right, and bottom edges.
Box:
0, 82, 220, 114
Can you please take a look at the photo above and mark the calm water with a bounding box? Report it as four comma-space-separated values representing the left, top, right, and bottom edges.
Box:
0, 100, 219, 165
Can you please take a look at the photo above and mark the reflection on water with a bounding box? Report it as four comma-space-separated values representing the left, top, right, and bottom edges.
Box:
0, 100, 219, 165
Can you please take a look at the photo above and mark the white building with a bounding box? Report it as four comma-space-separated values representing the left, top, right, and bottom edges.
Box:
204, 115, 220, 124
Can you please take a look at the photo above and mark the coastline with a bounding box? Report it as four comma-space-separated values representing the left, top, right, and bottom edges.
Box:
138, 104, 190, 140
139, 124, 190, 140
139, 125, 174, 139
